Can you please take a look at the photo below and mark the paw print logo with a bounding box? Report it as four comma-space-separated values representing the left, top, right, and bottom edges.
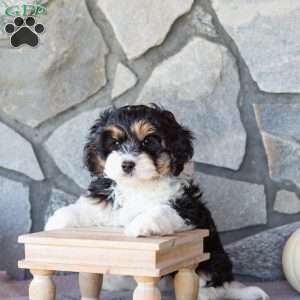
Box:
5, 16, 44, 48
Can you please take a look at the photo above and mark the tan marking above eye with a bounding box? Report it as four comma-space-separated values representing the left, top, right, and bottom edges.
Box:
131, 120, 156, 141
104, 125, 126, 140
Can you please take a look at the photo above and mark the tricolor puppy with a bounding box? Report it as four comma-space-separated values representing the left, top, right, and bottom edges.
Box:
46, 105, 268, 300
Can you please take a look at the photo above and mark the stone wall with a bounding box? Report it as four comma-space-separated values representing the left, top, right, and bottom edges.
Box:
0, 0, 299, 280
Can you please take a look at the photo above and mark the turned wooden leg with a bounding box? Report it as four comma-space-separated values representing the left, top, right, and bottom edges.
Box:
174, 265, 199, 300
29, 270, 56, 300
133, 276, 161, 300
79, 272, 103, 300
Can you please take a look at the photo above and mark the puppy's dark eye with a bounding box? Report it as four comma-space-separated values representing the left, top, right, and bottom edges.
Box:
142, 135, 161, 148
111, 139, 121, 149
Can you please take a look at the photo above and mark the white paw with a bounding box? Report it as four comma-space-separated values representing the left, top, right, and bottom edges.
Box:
245, 287, 269, 300
124, 213, 175, 237
198, 287, 218, 300
224, 284, 269, 300
44, 207, 78, 230
240, 286, 269, 300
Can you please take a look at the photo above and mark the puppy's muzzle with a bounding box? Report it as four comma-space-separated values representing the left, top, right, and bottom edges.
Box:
122, 160, 135, 174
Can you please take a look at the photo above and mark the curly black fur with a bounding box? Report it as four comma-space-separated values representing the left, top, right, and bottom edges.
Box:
84, 104, 234, 288
87, 177, 115, 203
84, 105, 194, 177
171, 181, 234, 287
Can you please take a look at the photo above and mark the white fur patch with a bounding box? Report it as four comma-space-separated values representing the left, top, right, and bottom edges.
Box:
109, 176, 184, 225
223, 284, 269, 300
45, 176, 191, 237
124, 205, 192, 237
197, 274, 269, 300
45, 196, 113, 230
104, 151, 158, 182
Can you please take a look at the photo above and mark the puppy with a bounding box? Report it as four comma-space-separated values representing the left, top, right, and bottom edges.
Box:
46, 105, 268, 300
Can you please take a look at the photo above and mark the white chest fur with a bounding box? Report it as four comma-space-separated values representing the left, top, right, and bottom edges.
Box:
45, 176, 191, 237
109, 176, 184, 226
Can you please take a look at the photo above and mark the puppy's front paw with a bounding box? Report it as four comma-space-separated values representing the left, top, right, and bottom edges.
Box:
125, 214, 158, 237
45, 207, 78, 230
125, 213, 174, 237
240, 287, 269, 300
197, 287, 218, 300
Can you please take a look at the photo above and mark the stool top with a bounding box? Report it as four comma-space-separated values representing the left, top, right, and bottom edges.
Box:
19, 227, 210, 276
19, 227, 209, 251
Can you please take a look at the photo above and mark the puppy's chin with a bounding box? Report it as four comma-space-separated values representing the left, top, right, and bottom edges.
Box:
104, 151, 160, 185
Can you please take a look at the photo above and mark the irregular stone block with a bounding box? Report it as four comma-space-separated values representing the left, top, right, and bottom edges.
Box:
45, 189, 77, 223
274, 190, 300, 215
0, 0, 108, 127
112, 63, 137, 99
0, 121, 43, 180
254, 104, 300, 188
226, 222, 300, 280
45, 109, 104, 189
195, 172, 266, 232
137, 37, 246, 170
0, 177, 31, 279
212, 0, 300, 92
96, 0, 193, 59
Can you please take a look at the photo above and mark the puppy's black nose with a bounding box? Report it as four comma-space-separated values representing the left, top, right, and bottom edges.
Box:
122, 161, 135, 174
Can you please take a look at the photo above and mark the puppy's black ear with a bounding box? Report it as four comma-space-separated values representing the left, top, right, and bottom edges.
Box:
84, 108, 112, 176
161, 109, 194, 176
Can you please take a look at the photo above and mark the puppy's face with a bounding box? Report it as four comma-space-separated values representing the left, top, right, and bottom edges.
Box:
84, 105, 193, 184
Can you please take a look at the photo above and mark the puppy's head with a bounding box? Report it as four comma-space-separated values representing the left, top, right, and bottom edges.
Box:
84, 105, 193, 184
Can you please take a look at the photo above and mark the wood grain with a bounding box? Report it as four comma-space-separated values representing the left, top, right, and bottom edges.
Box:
19, 227, 210, 277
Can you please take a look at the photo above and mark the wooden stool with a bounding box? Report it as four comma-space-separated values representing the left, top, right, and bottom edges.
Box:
18, 227, 209, 300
